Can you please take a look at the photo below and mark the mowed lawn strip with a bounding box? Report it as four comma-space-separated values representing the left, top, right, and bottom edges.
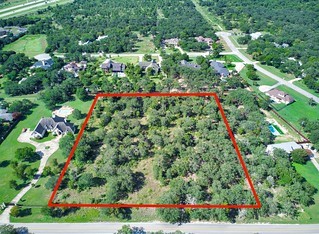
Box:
294, 162, 319, 223
2, 34, 47, 58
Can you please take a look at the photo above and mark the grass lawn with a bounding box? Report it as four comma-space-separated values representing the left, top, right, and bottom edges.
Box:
221, 54, 243, 62
276, 85, 319, 128
151, 55, 159, 62
238, 49, 253, 60
259, 64, 296, 81
32, 132, 56, 143
293, 80, 319, 98
62, 96, 94, 126
0, 99, 51, 205
112, 56, 139, 64
294, 162, 319, 224
134, 35, 156, 54
229, 36, 242, 48
240, 67, 278, 88
2, 34, 47, 58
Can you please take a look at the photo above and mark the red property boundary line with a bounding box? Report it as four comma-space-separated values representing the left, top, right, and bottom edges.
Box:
48, 92, 261, 209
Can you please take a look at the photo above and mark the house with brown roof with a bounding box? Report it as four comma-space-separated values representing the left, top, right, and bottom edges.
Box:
63, 61, 87, 77
195, 36, 213, 45
266, 89, 294, 105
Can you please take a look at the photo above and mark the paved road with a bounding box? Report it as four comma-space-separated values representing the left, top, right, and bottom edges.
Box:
8, 222, 319, 234
0, 0, 57, 18
0, 130, 61, 223
0, 0, 45, 13
216, 32, 319, 104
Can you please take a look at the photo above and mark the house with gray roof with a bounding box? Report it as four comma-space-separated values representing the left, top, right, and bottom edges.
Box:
210, 61, 230, 78
180, 60, 201, 70
31, 116, 75, 139
100, 59, 126, 75
138, 60, 160, 74
31, 54, 54, 70
266, 142, 302, 154
0, 109, 14, 122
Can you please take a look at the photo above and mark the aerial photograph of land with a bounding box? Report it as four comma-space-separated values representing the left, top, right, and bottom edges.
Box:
0, 0, 318, 233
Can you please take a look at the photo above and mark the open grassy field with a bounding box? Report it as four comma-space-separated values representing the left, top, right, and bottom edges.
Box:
112, 56, 139, 64
134, 35, 156, 54
275, 85, 319, 128
2, 34, 47, 58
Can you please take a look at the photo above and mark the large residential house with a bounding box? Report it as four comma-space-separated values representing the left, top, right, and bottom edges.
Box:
0, 109, 15, 122
195, 36, 213, 45
31, 115, 75, 139
138, 60, 160, 74
210, 61, 230, 78
163, 38, 179, 47
266, 89, 294, 105
31, 54, 54, 70
266, 142, 302, 154
100, 59, 126, 76
63, 61, 87, 77
180, 60, 201, 70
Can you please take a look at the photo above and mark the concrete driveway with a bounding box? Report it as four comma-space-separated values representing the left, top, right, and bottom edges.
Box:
0, 129, 61, 223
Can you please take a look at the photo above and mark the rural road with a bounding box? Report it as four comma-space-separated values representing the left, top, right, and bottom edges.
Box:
8, 222, 319, 234
0, 0, 57, 18
0, 130, 61, 223
216, 32, 319, 103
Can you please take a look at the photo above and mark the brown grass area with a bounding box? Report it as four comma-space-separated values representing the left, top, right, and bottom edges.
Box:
120, 157, 169, 204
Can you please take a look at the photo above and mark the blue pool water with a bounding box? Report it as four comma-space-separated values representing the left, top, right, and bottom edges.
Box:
269, 125, 280, 136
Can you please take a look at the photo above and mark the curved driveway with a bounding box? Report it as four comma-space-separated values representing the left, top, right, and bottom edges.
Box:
0, 130, 60, 223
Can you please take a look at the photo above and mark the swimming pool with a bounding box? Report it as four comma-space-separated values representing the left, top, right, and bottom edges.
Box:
58, 109, 72, 115
269, 125, 281, 136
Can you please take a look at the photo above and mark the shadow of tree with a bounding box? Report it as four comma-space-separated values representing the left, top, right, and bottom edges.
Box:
0, 160, 10, 167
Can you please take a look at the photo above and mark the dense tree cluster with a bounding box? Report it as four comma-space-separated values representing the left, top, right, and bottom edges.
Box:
199, 0, 319, 92
299, 118, 319, 150
12, 0, 216, 53
0, 224, 30, 234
